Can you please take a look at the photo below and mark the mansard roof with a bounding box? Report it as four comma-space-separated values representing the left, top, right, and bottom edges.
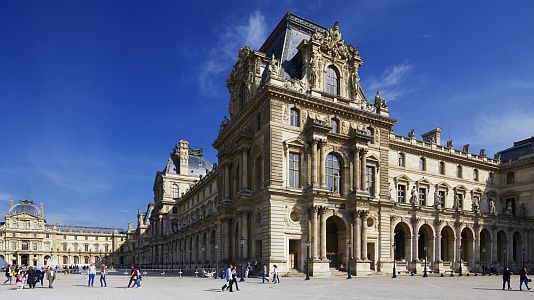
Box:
499, 137, 534, 162
163, 142, 213, 177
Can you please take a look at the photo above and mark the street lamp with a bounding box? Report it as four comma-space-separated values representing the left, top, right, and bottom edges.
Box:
522, 248, 526, 269
423, 245, 428, 277
215, 244, 219, 279
240, 236, 245, 282
392, 243, 397, 278
482, 248, 486, 276
347, 240, 352, 279
201, 246, 205, 269
305, 240, 310, 280
458, 245, 463, 276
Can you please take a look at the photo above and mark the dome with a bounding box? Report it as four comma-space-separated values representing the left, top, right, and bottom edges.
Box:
8, 200, 42, 217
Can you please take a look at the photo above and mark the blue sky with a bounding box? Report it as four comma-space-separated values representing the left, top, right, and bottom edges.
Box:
1, 1, 534, 228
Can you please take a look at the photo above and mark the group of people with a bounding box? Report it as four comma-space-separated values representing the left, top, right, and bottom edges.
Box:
221, 264, 239, 292
86, 263, 108, 287
2, 264, 57, 289
502, 267, 532, 291
126, 264, 142, 288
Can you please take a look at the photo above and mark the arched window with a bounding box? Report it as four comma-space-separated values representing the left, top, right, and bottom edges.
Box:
473, 169, 479, 181
330, 118, 339, 133
172, 184, 179, 199
419, 157, 426, 171
290, 108, 300, 127
398, 153, 406, 167
439, 161, 445, 175
326, 153, 341, 193
457, 165, 463, 178
63, 256, 69, 265
325, 66, 339, 95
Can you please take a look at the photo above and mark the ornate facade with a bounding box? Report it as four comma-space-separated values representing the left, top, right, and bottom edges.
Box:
0, 200, 126, 267
121, 13, 534, 276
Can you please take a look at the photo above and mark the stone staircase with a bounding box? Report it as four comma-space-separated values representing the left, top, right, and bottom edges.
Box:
329, 268, 348, 277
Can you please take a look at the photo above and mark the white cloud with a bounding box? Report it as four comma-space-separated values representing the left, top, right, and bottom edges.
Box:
197, 11, 267, 96
0, 192, 15, 202
364, 63, 421, 101
469, 111, 534, 152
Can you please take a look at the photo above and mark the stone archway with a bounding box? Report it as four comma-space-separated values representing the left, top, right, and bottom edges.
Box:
394, 222, 411, 261
418, 224, 433, 260
326, 215, 347, 268
513, 231, 522, 264
497, 230, 507, 265
461, 227, 474, 268
480, 229, 491, 265
440, 226, 455, 261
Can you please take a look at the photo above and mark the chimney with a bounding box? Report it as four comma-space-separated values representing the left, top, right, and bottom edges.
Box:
40, 202, 45, 216
421, 128, 442, 145
179, 140, 189, 175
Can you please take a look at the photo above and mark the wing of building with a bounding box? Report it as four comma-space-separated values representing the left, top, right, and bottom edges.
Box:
119, 13, 534, 276
0, 200, 127, 268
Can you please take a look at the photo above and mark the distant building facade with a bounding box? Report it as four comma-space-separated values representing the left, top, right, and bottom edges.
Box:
121, 13, 534, 276
0, 200, 126, 267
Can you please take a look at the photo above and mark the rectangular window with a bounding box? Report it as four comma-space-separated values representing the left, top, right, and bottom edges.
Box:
11, 241, 16, 250
33, 242, 38, 251
45, 243, 50, 251
397, 184, 406, 203
22, 241, 29, 251
418, 188, 427, 206
366, 166, 375, 196
288, 152, 301, 188
85, 244, 89, 252
290, 109, 299, 127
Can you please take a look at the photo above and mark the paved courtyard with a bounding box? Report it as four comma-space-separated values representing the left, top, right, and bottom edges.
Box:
1, 273, 534, 299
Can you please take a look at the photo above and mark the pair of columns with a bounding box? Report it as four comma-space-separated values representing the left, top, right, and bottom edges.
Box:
352, 210, 369, 261
222, 148, 250, 199
220, 213, 249, 260
310, 139, 326, 188
352, 148, 368, 192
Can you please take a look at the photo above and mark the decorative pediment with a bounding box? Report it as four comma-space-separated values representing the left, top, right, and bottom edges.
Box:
415, 178, 432, 186
454, 185, 467, 192
310, 22, 361, 62
394, 174, 412, 184
435, 181, 451, 190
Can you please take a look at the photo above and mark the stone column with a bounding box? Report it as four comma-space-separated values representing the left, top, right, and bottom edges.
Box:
354, 211, 361, 261
310, 206, 318, 259
360, 149, 368, 192
311, 140, 318, 187
224, 164, 230, 199
413, 230, 419, 261
242, 149, 248, 190
223, 219, 230, 260
474, 227, 480, 267
432, 235, 437, 262
354, 149, 361, 191
319, 141, 325, 188
320, 207, 327, 259
242, 212, 248, 259
361, 211, 368, 260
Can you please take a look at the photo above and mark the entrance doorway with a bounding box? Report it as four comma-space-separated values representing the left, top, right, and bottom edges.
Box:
326, 216, 346, 268
289, 239, 300, 270
21, 254, 29, 266
368, 242, 376, 270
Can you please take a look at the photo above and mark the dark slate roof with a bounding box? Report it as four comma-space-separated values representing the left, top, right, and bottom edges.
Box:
8, 200, 41, 217
259, 13, 327, 80
498, 137, 534, 162
163, 146, 213, 177
45, 224, 125, 234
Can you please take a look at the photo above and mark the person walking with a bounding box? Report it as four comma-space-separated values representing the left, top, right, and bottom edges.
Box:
26, 266, 37, 289
99, 265, 107, 287
262, 264, 267, 283
15, 271, 24, 290
231, 265, 239, 291
135, 267, 142, 288
88, 263, 96, 287
127, 265, 138, 288
3, 264, 12, 285
519, 267, 531, 291
221, 264, 232, 292
46, 266, 56, 288
272, 265, 280, 284
503, 267, 511, 290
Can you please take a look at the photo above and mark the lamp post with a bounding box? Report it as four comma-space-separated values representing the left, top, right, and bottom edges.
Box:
522, 248, 526, 269
482, 248, 486, 276
201, 246, 205, 269
240, 236, 245, 282
392, 243, 397, 278
504, 249, 507, 270
423, 245, 428, 277
347, 240, 352, 279
458, 246, 463, 276
215, 244, 219, 279
305, 240, 310, 280
180, 248, 184, 269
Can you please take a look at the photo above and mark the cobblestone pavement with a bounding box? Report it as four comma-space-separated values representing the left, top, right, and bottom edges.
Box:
1, 273, 534, 300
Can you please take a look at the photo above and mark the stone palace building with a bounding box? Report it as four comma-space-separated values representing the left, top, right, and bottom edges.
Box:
0, 200, 127, 267
120, 13, 534, 276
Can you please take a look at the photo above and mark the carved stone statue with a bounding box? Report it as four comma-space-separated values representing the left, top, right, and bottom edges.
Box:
463, 144, 470, 153
520, 203, 527, 217
309, 54, 318, 88
410, 186, 417, 205
269, 54, 281, 77
488, 198, 496, 215
454, 194, 461, 211
479, 148, 486, 157
447, 140, 454, 148
506, 200, 513, 216
472, 196, 480, 212
408, 129, 416, 139
434, 190, 442, 209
